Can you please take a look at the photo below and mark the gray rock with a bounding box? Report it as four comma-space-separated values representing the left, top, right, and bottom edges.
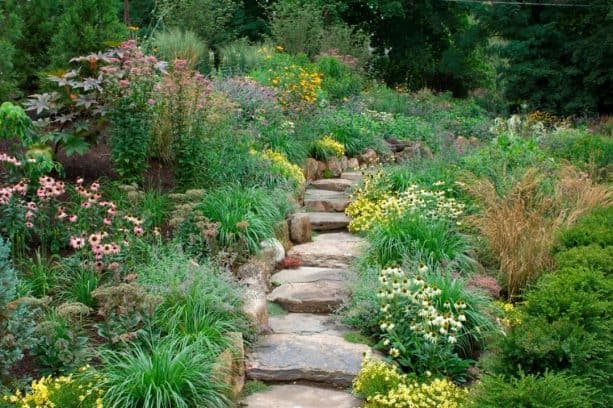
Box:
237, 258, 274, 291
346, 157, 360, 170
394, 142, 433, 163
242, 384, 363, 408
289, 213, 312, 244
269, 313, 349, 336
260, 238, 285, 263
304, 189, 350, 212
246, 333, 371, 386
308, 212, 351, 231
303, 158, 320, 181
310, 178, 354, 192
357, 148, 377, 165
287, 232, 366, 268
242, 289, 269, 333
341, 171, 363, 182
272, 266, 351, 285
267, 280, 349, 313
326, 157, 343, 177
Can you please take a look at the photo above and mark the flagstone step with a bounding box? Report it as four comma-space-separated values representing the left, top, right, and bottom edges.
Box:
269, 313, 349, 336
341, 171, 363, 182
267, 280, 349, 313
304, 189, 350, 212
272, 266, 351, 285
307, 212, 351, 231
246, 333, 370, 387
287, 232, 366, 268
310, 178, 355, 192
242, 384, 362, 408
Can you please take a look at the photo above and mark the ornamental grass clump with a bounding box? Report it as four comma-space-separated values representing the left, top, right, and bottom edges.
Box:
353, 357, 469, 408
251, 149, 305, 189
461, 165, 611, 297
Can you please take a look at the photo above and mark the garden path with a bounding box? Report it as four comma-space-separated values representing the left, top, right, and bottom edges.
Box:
242, 172, 370, 408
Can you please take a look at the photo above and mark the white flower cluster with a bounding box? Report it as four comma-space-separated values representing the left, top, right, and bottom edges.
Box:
376, 267, 467, 352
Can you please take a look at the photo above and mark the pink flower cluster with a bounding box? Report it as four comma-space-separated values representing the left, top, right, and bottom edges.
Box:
0, 180, 28, 205
36, 176, 65, 199
0, 153, 22, 166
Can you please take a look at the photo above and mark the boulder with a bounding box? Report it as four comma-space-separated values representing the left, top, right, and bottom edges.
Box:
394, 142, 433, 163
242, 384, 362, 408
303, 158, 320, 181
242, 288, 269, 333
289, 213, 312, 244
268, 280, 349, 313
325, 157, 343, 177
212, 332, 244, 399
237, 258, 274, 291
287, 232, 366, 268
309, 178, 354, 192
346, 157, 359, 170
260, 238, 285, 264
357, 148, 378, 165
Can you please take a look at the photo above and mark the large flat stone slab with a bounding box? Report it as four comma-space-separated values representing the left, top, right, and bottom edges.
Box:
267, 280, 349, 313
246, 333, 370, 386
243, 384, 362, 408
269, 313, 349, 336
341, 172, 363, 182
287, 232, 366, 268
304, 189, 350, 212
308, 212, 351, 231
310, 178, 355, 192
272, 266, 351, 285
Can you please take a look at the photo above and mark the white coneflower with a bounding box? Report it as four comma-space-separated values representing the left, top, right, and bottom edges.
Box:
458, 313, 467, 322
389, 348, 400, 358
448, 335, 457, 344
418, 263, 429, 273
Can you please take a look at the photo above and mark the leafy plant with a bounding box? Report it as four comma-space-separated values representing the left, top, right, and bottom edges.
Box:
98, 335, 231, 408
152, 28, 208, 69
470, 372, 596, 408
197, 186, 288, 256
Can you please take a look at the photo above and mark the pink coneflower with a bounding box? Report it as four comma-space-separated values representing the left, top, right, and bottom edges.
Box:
133, 226, 144, 236
76, 177, 84, 184
26, 202, 37, 211
90, 182, 100, 191
102, 243, 113, 255
103, 218, 112, 225
69, 236, 85, 249
107, 207, 116, 216
81, 201, 91, 209
25, 211, 34, 220
88, 233, 102, 247
111, 243, 120, 254
69, 214, 78, 222
25, 222, 34, 228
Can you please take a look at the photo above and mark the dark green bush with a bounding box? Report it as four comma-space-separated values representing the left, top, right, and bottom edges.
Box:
542, 129, 613, 175
554, 244, 612, 275
470, 372, 596, 408
555, 207, 613, 251
316, 56, 364, 101
493, 266, 612, 405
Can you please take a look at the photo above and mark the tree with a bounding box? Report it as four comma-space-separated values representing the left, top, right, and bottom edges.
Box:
48, 0, 126, 68
479, 0, 613, 115
0, 0, 23, 100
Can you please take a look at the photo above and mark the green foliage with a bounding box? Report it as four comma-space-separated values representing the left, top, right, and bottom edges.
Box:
33, 307, 91, 374
0, 1, 22, 101
555, 207, 613, 251
197, 186, 289, 256
218, 38, 264, 74
480, 0, 613, 114
0, 102, 32, 145
269, 0, 324, 57
316, 56, 364, 101
18, 251, 59, 298
156, 0, 241, 49
109, 84, 153, 183
554, 244, 613, 275
98, 335, 231, 408
470, 372, 596, 408
492, 267, 612, 405
342, 331, 376, 347
267, 302, 288, 316
152, 28, 209, 70
241, 380, 271, 397
0, 238, 41, 378
365, 214, 475, 272
341, 265, 382, 335
48, 0, 126, 68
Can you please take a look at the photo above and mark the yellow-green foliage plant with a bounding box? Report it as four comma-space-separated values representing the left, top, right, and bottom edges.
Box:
252, 149, 305, 189
346, 171, 464, 233
2, 366, 104, 408
310, 135, 346, 160
353, 357, 468, 408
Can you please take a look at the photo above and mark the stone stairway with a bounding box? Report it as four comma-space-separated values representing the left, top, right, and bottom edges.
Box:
242, 172, 367, 408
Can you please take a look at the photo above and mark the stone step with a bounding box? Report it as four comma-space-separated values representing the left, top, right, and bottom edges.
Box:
272, 266, 351, 285
242, 384, 362, 408
246, 333, 370, 387
267, 280, 349, 313
307, 212, 351, 231
304, 189, 350, 212
309, 178, 355, 192
287, 232, 366, 268
269, 313, 349, 336
341, 171, 363, 182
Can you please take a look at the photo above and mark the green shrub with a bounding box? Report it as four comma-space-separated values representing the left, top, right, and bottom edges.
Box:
493, 267, 612, 404
555, 207, 613, 251
99, 335, 230, 408
269, 0, 324, 57
341, 264, 382, 336
152, 28, 209, 70
0, 237, 41, 378
554, 244, 612, 275
542, 128, 613, 176
316, 56, 364, 101
198, 186, 288, 256
470, 372, 596, 408
365, 214, 476, 272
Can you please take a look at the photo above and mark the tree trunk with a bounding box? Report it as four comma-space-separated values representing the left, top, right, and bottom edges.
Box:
123, 0, 130, 25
